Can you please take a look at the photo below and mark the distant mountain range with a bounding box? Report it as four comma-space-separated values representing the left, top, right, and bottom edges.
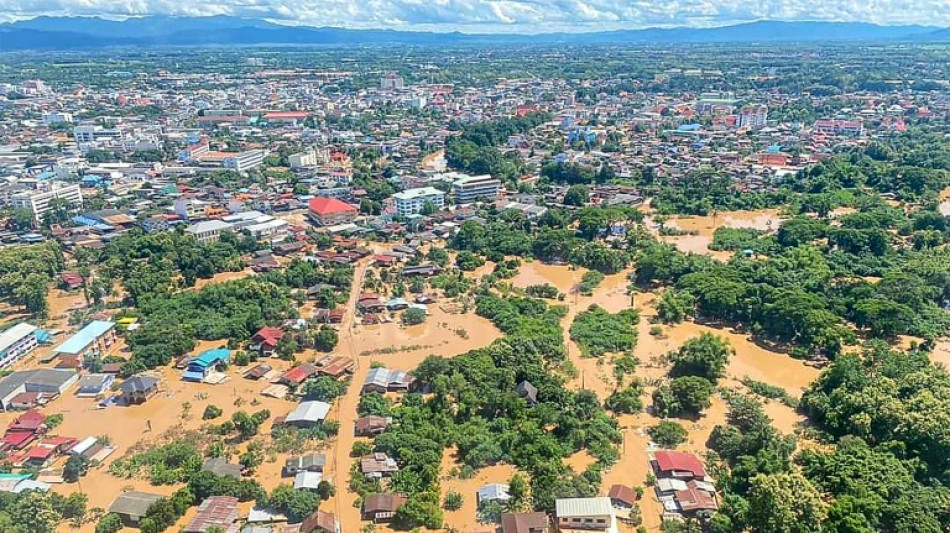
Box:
1, 16, 948, 50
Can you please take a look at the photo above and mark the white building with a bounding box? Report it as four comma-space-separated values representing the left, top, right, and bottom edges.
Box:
74, 125, 121, 146
42, 113, 73, 126
10, 183, 83, 223
223, 150, 266, 172
452, 174, 502, 204
173, 196, 209, 220
555, 497, 616, 533
288, 150, 322, 169
0, 323, 38, 369
185, 220, 233, 244
392, 187, 445, 216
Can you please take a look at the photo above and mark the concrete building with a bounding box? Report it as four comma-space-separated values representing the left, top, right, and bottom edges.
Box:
289, 150, 321, 169
737, 105, 768, 129
223, 150, 266, 172
392, 187, 445, 216
173, 196, 209, 220
185, 219, 233, 244
452, 174, 502, 204
42, 113, 73, 125
0, 323, 38, 369
0, 369, 79, 410
10, 183, 83, 223
555, 497, 616, 533
52, 320, 116, 360
73, 125, 121, 149
380, 73, 405, 90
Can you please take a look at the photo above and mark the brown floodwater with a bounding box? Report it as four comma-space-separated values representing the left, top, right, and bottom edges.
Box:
646, 209, 785, 260
36, 244, 822, 533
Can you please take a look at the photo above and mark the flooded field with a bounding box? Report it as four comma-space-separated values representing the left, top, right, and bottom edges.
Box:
646, 209, 785, 259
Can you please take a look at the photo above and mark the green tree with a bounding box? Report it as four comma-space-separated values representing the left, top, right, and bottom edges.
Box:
746, 473, 826, 533
648, 420, 689, 448
668, 333, 733, 382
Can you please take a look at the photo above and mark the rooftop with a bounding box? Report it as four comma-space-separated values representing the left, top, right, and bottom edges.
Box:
53, 320, 114, 355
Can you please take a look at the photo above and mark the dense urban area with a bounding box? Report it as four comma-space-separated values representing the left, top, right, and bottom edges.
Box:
0, 40, 947, 533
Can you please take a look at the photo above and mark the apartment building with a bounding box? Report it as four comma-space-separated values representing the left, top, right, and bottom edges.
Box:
392, 187, 445, 216
10, 183, 83, 223
42, 113, 73, 125
737, 105, 768, 129
289, 150, 321, 169
452, 174, 502, 204
0, 323, 38, 369
223, 150, 266, 172
74, 124, 121, 145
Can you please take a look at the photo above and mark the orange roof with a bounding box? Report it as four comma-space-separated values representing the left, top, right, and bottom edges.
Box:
308, 197, 356, 216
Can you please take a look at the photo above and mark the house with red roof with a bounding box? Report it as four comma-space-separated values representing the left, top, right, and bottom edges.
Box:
308, 197, 357, 226
652, 450, 708, 481
279, 363, 317, 387
250, 326, 285, 356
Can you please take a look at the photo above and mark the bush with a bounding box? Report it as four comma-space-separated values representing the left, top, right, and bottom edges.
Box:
233, 351, 250, 366
605, 381, 645, 414
570, 304, 639, 357
648, 421, 689, 447
401, 308, 427, 326
95, 513, 123, 533
444, 490, 463, 510
203, 405, 223, 420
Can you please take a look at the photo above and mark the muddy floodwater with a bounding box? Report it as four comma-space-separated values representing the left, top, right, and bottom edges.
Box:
29, 230, 828, 533
647, 209, 785, 259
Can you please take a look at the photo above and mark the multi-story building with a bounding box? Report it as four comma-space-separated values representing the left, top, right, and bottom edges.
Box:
380, 73, 405, 90
185, 220, 233, 244
223, 150, 266, 172
10, 183, 83, 223
737, 105, 768, 129
452, 174, 502, 204
42, 113, 73, 126
392, 187, 445, 216
288, 150, 321, 169
74, 124, 121, 145
813, 119, 864, 136
0, 323, 38, 369
173, 196, 208, 220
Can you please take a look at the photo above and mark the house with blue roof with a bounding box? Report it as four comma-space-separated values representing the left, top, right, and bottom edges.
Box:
183, 349, 231, 382
53, 321, 116, 360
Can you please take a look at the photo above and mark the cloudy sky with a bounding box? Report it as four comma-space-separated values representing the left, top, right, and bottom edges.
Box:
1, 0, 948, 32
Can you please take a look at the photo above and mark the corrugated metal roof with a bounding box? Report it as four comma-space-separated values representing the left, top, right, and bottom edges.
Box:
555, 496, 613, 517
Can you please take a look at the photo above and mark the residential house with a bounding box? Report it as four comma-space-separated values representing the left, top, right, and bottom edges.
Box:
202, 457, 243, 479
294, 471, 323, 491
283, 401, 331, 428
361, 452, 399, 478
652, 450, 708, 481
244, 364, 273, 380
361, 367, 414, 394
361, 493, 407, 522
607, 485, 638, 509
109, 491, 164, 527
300, 510, 341, 533
283, 453, 326, 476
516, 380, 538, 406
555, 497, 616, 533
183, 496, 240, 533
316, 355, 354, 380
279, 364, 317, 387
250, 327, 285, 356
501, 512, 549, 533
75, 373, 114, 397
355, 415, 389, 437
119, 375, 159, 405
183, 348, 230, 382
477, 483, 511, 506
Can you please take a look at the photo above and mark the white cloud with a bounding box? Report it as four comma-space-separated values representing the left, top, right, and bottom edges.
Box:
1, 0, 948, 31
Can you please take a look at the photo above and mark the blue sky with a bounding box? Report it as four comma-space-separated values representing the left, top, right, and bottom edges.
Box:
1, 0, 947, 32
